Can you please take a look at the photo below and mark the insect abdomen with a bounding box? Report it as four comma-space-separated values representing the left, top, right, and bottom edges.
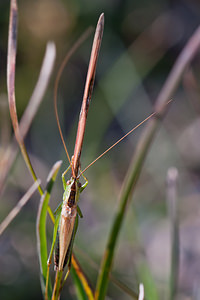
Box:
55, 203, 77, 271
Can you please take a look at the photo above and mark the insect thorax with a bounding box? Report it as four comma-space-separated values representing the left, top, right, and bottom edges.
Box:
63, 178, 80, 208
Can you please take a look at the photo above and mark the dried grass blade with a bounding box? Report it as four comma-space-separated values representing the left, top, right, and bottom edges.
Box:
7, 0, 40, 192
1, 42, 56, 195
19, 42, 56, 139
7, 0, 19, 142
0, 179, 40, 235
5, 0, 56, 201
54, 28, 92, 176
73, 13, 104, 176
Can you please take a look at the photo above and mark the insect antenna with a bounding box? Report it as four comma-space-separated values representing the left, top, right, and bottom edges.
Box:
54, 28, 92, 178
78, 99, 172, 178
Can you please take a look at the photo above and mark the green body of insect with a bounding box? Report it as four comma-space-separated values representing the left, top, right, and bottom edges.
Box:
52, 169, 88, 272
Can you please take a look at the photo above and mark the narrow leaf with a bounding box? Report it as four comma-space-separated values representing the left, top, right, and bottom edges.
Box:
95, 25, 200, 300
71, 254, 94, 300
36, 160, 62, 298
5, 0, 56, 197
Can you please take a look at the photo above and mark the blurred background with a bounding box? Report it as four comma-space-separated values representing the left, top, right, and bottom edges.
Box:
1, 0, 200, 299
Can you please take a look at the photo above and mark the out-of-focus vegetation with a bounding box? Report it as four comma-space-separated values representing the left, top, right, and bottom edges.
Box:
1, 0, 200, 299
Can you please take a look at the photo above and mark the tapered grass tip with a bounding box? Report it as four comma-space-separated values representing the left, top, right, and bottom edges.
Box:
97, 13, 104, 33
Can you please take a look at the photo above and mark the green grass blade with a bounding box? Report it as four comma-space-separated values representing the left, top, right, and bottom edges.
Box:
71, 254, 94, 300
71, 267, 89, 300
95, 26, 200, 300
94, 121, 159, 300
36, 160, 62, 298
74, 246, 138, 299
137, 261, 158, 300
47, 206, 61, 266
52, 270, 63, 300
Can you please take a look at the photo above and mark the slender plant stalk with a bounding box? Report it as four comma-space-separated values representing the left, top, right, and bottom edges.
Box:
95, 25, 200, 300
7, 2, 95, 299
167, 168, 179, 300
74, 246, 139, 299
37, 161, 62, 299
0, 180, 40, 235
71, 254, 94, 300
0, 41, 55, 198
70, 267, 89, 300
52, 270, 63, 300
72, 13, 104, 175
6, 0, 54, 201
54, 28, 92, 173
7, 0, 37, 185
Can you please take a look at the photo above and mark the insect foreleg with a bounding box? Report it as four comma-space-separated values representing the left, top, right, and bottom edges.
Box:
62, 165, 71, 190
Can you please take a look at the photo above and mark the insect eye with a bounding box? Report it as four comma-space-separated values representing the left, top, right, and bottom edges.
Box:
67, 180, 71, 185
78, 182, 82, 188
